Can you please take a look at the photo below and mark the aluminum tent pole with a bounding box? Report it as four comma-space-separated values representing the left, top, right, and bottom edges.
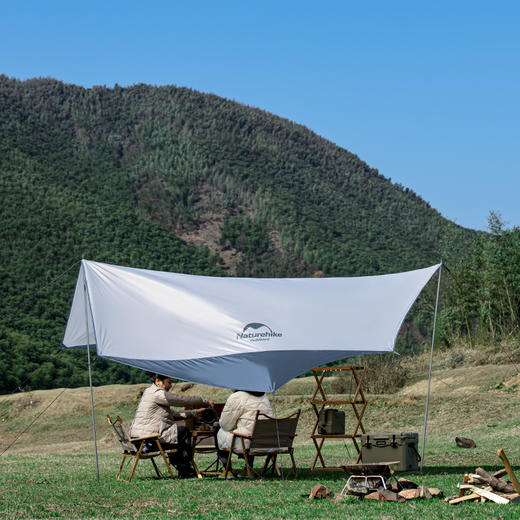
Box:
270, 390, 286, 491
84, 283, 100, 482
420, 265, 442, 473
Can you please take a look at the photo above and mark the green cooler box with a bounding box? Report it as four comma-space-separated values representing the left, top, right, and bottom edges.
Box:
361, 432, 420, 471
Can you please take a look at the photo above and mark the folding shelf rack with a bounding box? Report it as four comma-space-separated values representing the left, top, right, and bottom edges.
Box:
310, 365, 367, 471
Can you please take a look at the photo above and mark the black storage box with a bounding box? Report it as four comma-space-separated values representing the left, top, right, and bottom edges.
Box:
317, 408, 345, 435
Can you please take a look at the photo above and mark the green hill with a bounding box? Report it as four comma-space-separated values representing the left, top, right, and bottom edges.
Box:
0, 75, 476, 393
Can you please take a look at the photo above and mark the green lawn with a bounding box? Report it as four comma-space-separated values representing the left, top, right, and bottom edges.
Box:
1, 441, 519, 519
2, 365, 520, 518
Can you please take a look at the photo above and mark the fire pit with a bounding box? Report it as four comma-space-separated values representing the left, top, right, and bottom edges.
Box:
341, 462, 400, 495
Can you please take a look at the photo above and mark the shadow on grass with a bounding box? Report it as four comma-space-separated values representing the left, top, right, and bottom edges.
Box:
221, 464, 507, 481
254, 468, 353, 482
419, 464, 504, 475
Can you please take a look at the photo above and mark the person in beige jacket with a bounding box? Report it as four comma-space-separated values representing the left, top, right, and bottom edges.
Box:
130, 373, 212, 478
216, 390, 273, 477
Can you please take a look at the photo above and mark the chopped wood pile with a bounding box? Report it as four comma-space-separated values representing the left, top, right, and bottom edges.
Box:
446, 467, 520, 505
336, 477, 443, 503
307, 449, 520, 507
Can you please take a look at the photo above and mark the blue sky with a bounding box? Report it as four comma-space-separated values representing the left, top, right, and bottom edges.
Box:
2, 1, 518, 230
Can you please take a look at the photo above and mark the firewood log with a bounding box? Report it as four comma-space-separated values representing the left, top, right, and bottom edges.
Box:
449, 493, 480, 505
475, 467, 516, 493
470, 486, 510, 504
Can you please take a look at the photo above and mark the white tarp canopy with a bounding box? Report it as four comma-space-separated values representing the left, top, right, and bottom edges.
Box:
63, 260, 441, 392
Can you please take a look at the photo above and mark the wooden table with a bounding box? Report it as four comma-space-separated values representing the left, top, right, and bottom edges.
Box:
190, 428, 222, 476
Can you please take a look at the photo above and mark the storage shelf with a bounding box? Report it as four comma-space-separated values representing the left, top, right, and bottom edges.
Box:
310, 366, 367, 471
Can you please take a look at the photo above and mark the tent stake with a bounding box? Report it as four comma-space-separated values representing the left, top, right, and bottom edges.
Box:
84, 283, 100, 482
420, 265, 442, 472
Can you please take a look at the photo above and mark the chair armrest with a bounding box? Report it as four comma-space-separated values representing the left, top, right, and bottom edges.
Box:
130, 434, 161, 441
231, 431, 252, 439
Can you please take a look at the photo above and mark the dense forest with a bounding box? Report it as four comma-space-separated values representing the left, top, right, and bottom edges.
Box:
1, 76, 517, 394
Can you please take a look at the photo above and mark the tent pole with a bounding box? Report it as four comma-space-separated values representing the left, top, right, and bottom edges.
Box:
270, 390, 286, 491
420, 265, 442, 472
84, 283, 100, 482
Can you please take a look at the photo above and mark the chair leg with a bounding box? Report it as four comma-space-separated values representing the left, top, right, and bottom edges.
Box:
241, 439, 253, 479
125, 441, 149, 482
150, 457, 162, 478
117, 454, 128, 481
289, 449, 298, 478
191, 456, 203, 479
117, 454, 141, 482
224, 451, 233, 476
225, 437, 236, 476
272, 454, 281, 477
261, 454, 272, 477
155, 441, 176, 480
128, 454, 141, 482
269, 454, 276, 476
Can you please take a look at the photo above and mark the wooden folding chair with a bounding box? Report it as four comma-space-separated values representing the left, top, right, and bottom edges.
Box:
224, 409, 300, 479
107, 415, 176, 482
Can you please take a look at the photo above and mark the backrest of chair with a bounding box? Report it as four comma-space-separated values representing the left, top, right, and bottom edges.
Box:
107, 415, 137, 453
249, 410, 300, 450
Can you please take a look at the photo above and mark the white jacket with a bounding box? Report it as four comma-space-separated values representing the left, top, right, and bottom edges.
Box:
129, 384, 208, 444
217, 391, 273, 452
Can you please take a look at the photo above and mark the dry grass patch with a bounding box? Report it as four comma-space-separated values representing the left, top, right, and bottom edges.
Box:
1, 363, 519, 458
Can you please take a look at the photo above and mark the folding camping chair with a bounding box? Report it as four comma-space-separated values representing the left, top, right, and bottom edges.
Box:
107, 415, 176, 482
224, 409, 300, 479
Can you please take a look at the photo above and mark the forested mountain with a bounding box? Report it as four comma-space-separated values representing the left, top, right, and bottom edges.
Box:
0, 75, 475, 393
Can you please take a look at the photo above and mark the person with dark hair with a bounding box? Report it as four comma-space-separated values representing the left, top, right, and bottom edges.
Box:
130, 373, 213, 478
216, 389, 273, 478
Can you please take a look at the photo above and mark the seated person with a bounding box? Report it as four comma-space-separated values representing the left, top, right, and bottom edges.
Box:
216, 389, 273, 478
130, 373, 213, 478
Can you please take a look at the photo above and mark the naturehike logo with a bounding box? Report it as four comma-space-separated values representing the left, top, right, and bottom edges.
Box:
237, 322, 283, 342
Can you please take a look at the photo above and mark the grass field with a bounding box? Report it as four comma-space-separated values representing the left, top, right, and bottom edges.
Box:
1, 361, 520, 519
